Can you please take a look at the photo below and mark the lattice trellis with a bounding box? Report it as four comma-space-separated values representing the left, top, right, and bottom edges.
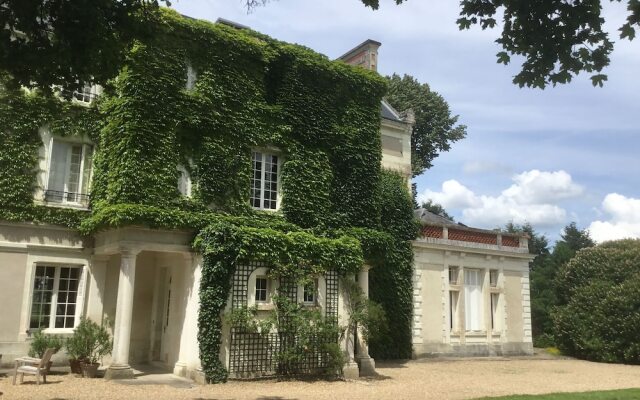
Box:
228, 261, 341, 377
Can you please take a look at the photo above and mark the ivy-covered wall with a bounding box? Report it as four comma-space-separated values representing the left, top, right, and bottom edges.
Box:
0, 8, 417, 382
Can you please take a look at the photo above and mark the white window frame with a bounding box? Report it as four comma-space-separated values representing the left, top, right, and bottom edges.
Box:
296, 276, 326, 310
248, 266, 277, 310
302, 280, 317, 305
71, 83, 102, 105
43, 136, 93, 208
255, 276, 269, 303
27, 264, 86, 334
250, 149, 282, 211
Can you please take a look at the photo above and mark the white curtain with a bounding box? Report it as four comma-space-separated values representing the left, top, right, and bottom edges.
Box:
464, 269, 483, 331
47, 140, 69, 192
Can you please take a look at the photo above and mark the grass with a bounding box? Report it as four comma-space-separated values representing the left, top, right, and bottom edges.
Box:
474, 389, 640, 399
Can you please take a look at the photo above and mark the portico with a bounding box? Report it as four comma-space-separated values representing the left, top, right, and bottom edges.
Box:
89, 227, 196, 379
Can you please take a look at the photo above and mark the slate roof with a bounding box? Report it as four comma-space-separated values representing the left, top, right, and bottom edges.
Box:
381, 100, 403, 122
414, 208, 456, 226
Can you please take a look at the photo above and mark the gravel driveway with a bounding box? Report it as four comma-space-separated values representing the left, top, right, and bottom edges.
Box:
2, 357, 640, 400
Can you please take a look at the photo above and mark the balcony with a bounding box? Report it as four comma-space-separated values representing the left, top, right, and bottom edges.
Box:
44, 190, 90, 207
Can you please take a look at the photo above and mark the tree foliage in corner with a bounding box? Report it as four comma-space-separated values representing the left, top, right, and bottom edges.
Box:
385, 74, 466, 177
0, 0, 168, 92
248, 0, 639, 88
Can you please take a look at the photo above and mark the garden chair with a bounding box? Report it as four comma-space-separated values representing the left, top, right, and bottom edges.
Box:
13, 347, 55, 385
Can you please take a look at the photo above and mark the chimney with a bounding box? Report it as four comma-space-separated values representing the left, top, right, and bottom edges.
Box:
337, 39, 381, 72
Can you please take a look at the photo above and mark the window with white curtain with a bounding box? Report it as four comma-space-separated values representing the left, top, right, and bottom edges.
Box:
45, 139, 93, 206
464, 269, 484, 331
177, 164, 191, 197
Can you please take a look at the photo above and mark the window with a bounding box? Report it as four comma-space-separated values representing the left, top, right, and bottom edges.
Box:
45, 139, 93, 206
186, 64, 197, 90
255, 277, 268, 303
489, 269, 499, 287
72, 83, 98, 104
177, 165, 191, 197
30, 265, 81, 330
464, 269, 483, 331
251, 151, 279, 210
491, 293, 500, 331
449, 291, 458, 331
449, 266, 459, 285
303, 281, 316, 305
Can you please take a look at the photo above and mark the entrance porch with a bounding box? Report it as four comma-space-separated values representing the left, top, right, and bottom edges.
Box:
86, 227, 201, 380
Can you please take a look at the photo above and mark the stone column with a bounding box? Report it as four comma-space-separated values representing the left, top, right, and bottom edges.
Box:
105, 248, 139, 380
357, 265, 376, 376
341, 274, 359, 380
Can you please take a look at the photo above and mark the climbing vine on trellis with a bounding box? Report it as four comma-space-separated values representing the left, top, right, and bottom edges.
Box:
0, 8, 417, 383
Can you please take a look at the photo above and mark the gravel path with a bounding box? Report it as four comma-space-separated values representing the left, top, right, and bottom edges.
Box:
2, 357, 640, 400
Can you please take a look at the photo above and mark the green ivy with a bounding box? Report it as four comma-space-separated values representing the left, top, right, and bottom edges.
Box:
193, 220, 363, 382
0, 8, 417, 381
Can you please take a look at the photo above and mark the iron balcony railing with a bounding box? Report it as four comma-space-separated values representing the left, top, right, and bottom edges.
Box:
44, 190, 90, 207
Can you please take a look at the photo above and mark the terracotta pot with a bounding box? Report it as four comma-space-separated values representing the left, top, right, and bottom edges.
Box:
69, 359, 83, 375
81, 362, 100, 378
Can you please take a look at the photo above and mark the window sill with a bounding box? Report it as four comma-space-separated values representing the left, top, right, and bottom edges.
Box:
29, 328, 75, 337
465, 331, 488, 337
40, 201, 89, 211
255, 303, 275, 311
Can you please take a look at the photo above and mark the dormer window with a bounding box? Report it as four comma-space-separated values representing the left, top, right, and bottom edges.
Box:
251, 151, 280, 210
44, 139, 93, 207
177, 164, 192, 197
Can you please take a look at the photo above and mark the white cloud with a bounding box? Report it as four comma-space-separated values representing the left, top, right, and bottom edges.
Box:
502, 170, 583, 204
418, 169, 583, 228
588, 193, 640, 243
420, 179, 479, 209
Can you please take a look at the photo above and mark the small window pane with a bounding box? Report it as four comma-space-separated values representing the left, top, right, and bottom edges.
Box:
303, 281, 316, 304
490, 270, 499, 287
255, 277, 268, 302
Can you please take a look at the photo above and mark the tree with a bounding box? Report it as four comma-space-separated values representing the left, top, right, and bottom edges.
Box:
0, 0, 167, 92
503, 222, 549, 259
528, 222, 594, 346
421, 199, 454, 221
250, 0, 639, 88
385, 74, 466, 177
553, 239, 640, 363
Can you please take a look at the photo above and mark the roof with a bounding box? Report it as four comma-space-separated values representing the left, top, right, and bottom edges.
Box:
215, 18, 250, 30
337, 39, 382, 61
381, 100, 403, 122
414, 209, 455, 226
415, 208, 527, 239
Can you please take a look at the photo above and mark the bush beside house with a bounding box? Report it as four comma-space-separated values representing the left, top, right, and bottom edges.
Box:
553, 239, 640, 364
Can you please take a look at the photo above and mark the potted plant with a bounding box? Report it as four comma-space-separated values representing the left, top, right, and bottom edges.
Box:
28, 330, 64, 373
71, 318, 112, 378
65, 333, 87, 375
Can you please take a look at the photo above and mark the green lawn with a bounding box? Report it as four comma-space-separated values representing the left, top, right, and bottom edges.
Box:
475, 389, 640, 400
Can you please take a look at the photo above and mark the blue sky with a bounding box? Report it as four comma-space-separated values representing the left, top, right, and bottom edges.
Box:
173, 0, 640, 244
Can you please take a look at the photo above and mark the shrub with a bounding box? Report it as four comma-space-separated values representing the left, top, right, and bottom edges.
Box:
66, 319, 113, 364
28, 330, 64, 358
553, 239, 640, 363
